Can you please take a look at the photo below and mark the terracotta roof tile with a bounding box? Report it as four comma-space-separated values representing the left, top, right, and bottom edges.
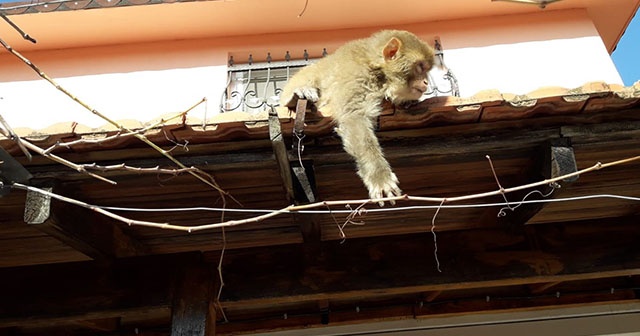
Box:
2, 81, 640, 156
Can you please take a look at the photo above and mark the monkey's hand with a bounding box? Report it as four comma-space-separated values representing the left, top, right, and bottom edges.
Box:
361, 168, 402, 207
293, 86, 320, 102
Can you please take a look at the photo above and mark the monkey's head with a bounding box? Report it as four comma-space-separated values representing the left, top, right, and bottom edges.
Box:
374, 30, 435, 105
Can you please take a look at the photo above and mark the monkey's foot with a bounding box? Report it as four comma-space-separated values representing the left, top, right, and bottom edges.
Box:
294, 86, 320, 102
364, 172, 402, 207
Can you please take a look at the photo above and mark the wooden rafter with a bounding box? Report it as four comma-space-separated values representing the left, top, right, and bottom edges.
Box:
24, 183, 148, 260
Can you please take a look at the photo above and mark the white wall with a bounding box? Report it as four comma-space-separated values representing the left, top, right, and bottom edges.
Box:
0, 66, 227, 131
0, 9, 624, 134
446, 36, 623, 97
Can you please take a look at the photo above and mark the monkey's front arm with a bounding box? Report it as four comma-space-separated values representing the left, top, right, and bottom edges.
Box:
334, 113, 401, 206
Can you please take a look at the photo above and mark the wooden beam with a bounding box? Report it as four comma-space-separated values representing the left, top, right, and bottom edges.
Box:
268, 107, 295, 202
496, 138, 579, 228
290, 99, 316, 204
545, 138, 578, 183
171, 259, 216, 336
424, 290, 442, 302
220, 218, 640, 308
24, 184, 148, 260
530, 281, 563, 294
0, 253, 196, 328
271, 100, 320, 243
1, 224, 639, 333
72, 317, 120, 332
217, 290, 638, 335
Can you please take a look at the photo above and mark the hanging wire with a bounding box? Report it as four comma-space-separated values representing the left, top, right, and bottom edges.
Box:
97, 194, 640, 214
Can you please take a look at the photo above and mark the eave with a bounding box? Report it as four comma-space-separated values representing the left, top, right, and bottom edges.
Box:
0, 0, 638, 53
1, 81, 639, 334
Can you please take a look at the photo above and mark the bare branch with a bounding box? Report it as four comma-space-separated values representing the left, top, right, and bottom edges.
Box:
0, 113, 32, 161
80, 163, 200, 175
11, 182, 166, 227
7, 155, 639, 234
0, 37, 229, 198
43, 105, 199, 155
0, 127, 116, 184
0, 11, 36, 43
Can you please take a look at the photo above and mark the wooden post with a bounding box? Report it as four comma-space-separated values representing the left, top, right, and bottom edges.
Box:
171, 259, 216, 336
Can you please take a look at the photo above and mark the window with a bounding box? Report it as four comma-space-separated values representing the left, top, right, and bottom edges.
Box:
220, 40, 459, 114
221, 56, 315, 114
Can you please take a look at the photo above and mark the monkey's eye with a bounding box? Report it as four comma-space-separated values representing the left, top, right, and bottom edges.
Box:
416, 62, 426, 74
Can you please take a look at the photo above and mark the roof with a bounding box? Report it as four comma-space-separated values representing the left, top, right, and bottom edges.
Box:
7, 81, 640, 138
1, 81, 639, 334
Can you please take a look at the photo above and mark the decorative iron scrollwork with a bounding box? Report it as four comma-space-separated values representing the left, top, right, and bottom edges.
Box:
221, 55, 314, 114
423, 39, 460, 98
221, 40, 460, 113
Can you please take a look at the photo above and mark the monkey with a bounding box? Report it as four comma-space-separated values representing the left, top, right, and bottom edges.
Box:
280, 30, 435, 205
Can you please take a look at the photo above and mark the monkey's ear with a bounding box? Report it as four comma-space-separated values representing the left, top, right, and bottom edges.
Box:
382, 37, 402, 60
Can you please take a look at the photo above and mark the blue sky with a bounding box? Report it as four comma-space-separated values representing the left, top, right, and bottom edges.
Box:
612, 9, 640, 86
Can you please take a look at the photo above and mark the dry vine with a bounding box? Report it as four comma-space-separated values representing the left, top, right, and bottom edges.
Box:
0, 36, 232, 202
0, 127, 117, 185
7, 155, 639, 233
81, 163, 200, 175
0, 100, 207, 184
42, 102, 202, 155
0, 113, 31, 160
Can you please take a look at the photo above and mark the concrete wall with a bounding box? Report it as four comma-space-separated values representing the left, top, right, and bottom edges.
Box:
0, 8, 622, 133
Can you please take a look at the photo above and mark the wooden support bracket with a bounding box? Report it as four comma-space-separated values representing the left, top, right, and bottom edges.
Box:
24, 182, 148, 260
546, 138, 578, 183
171, 258, 216, 336
290, 99, 316, 203
496, 138, 579, 228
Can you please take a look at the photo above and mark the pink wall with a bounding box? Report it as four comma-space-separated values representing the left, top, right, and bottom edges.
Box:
0, 9, 623, 133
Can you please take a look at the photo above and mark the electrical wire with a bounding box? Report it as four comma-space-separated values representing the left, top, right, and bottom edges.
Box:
99, 194, 640, 214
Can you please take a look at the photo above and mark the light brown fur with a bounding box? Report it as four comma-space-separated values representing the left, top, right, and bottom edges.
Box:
280, 30, 435, 205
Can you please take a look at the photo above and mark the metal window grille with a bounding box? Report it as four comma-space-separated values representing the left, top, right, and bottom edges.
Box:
220, 55, 316, 114
424, 39, 460, 98
220, 40, 459, 114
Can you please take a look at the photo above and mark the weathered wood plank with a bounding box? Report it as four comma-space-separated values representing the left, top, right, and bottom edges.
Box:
269, 108, 295, 202
25, 187, 148, 260
217, 291, 638, 335
171, 259, 216, 336
0, 253, 190, 328
220, 218, 640, 308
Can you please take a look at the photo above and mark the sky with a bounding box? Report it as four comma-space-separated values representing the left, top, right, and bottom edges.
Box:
612, 9, 640, 86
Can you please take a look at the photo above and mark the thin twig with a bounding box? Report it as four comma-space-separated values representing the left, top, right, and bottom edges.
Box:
163, 129, 189, 153
0, 127, 116, 184
486, 155, 509, 205
80, 163, 200, 175
11, 183, 166, 227
297, 0, 309, 17
0, 11, 36, 43
431, 199, 445, 273
338, 201, 368, 242
43, 104, 200, 154
7, 155, 640, 232
0, 113, 32, 160
215, 204, 229, 323
0, 37, 228, 197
